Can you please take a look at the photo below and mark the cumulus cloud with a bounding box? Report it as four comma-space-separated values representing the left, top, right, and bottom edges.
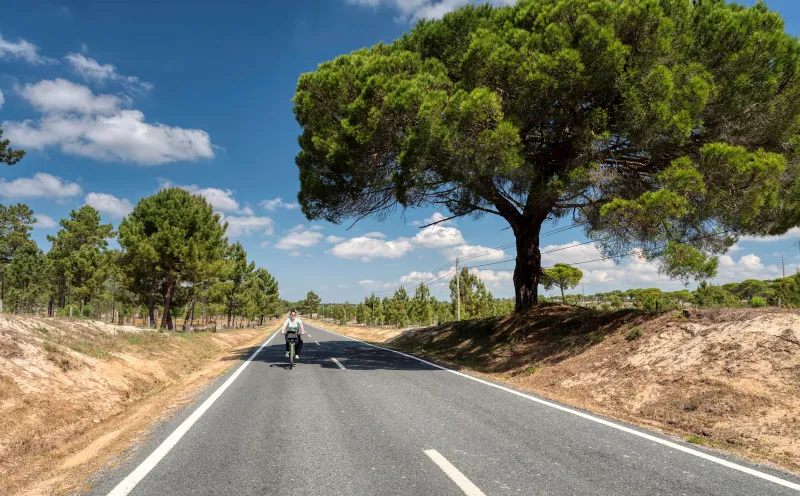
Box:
275, 225, 324, 250
17, 79, 122, 114
0, 89, 4, 110
221, 214, 275, 238
260, 197, 299, 211
4, 79, 214, 165
739, 227, 800, 243
158, 180, 254, 215
33, 214, 57, 229
0, 33, 54, 64
85, 192, 133, 218
326, 235, 346, 243
0, 172, 82, 199
347, 0, 516, 21
412, 224, 465, 248
469, 268, 513, 290
65, 53, 153, 92
329, 236, 414, 261
289, 251, 302, 257
362, 231, 387, 239
443, 244, 505, 262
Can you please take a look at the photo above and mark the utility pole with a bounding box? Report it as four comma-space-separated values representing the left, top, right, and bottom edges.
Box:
456, 258, 461, 321
782, 252, 786, 278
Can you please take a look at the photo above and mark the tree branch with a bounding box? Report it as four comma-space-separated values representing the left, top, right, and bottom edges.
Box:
418, 212, 469, 229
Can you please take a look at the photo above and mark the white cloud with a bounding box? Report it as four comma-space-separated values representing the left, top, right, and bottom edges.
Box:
85, 192, 133, 218
34, 214, 57, 229
260, 197, 299, 211
326, 235, 346, 243
347, 0, 516, 21
0, 172, 82, 199
0, 33, 54, 64
17, 79, 122, 115
412, 224, 465, 248
399, 271, 435, 284
259, 241, 271, 248
4, 79, 214, 165
443, 244, 505, 262
289, 251, 302, 257
358, 279, 396, 291
362, 231, 387, 239
469, 268, 513, 290
177, 184, 241, 212
65, 53, 153, 92
0, 89, 4, 110
221, 214, 275, 237
329, 236, 414, 261
412, 211, 453, 226
713, 253, 785, 284
739, 227, 800, 243
275, 225, 324, 250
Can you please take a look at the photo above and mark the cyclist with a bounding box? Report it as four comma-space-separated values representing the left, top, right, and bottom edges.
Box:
280, 310, 305, 359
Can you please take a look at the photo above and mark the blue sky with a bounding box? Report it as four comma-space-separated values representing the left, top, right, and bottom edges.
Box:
1, 0, 799, 303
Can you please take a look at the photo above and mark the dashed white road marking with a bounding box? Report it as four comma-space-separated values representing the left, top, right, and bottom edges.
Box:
107, 330, 281, 496
315, 341, 321, 345
331, 357, 346, 370
424, 449, 486, 496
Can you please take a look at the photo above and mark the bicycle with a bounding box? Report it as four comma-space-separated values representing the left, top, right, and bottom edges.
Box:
286, 330, 299, 369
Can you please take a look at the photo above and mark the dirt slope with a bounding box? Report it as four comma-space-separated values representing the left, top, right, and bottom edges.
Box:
0, 315, 272, 495
309, 307, 800, 473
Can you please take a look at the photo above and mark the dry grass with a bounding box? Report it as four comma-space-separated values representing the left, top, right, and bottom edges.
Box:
314, 306, 800, 474
0, 314, 274, 496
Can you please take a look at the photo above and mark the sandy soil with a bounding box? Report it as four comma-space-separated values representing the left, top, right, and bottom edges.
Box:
307, 308, 800, 474
0, 315, 274, 495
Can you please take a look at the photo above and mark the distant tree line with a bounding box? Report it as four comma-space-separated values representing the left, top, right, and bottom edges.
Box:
0, 189, 281, 330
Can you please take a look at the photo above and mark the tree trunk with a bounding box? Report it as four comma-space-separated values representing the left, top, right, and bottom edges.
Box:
183, 293, 196, 332
512, 223, 544, 311
148, 293, 156, 328
561, 286, 565, 304
161, 278, 175, 331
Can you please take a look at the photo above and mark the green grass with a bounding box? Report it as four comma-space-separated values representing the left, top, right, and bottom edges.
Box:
526, 366, 538, 375
43, 342, 61, 354
685, 435, 707, 445
588, 332, 606, 344
34, 326, 50, 334
66, 340, 110, 359
626, 327, 643, 341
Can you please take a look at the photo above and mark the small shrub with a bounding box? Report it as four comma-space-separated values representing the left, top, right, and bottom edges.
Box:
683, 399, 699, 412
750, 297, 767, 308
588, 332, 605, 344
34, 326, 49, 334
43, 342, 61, 354
685, 435, 706, 445
526, 366, 538, 375
626, 327, 643, 341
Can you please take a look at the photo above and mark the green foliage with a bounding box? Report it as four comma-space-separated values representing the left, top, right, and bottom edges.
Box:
750, 296, 767, 308
449, 267, 494, 318
48, 206, 115, 307
637, 289, 679, 313
541, 264, 583, 304
118, 188, 230, 330
626, 327, 643, 341
302, 290, 321, 315
588, 332, 605, 344
411, 282, 435, 325
0, 127, 25, 166
692, 281, 740, 308
293, 0, 800, 310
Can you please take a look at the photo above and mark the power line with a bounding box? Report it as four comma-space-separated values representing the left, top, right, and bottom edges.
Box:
468, 230, 733, 271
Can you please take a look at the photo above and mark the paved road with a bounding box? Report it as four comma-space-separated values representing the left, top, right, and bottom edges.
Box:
89, 323, 800, 495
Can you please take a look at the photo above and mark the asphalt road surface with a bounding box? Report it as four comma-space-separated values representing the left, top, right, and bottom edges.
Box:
89, 323, 800, 495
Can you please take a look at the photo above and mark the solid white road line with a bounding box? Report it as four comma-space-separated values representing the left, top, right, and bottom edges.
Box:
311, 324, 800, 492
331, 357, 346, 370
107, 330, 281, 496
425, 449, 486, 496
315, 341, 321, 345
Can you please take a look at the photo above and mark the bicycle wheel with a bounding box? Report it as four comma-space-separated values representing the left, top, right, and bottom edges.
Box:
289, 341, 294, 369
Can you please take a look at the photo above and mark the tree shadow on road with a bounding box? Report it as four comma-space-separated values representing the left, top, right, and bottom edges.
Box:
222, 338, 441, 372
